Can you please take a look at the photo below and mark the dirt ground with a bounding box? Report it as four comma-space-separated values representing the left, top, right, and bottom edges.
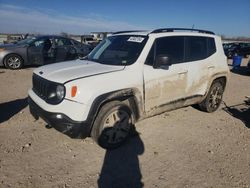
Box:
0, 58, 249, 188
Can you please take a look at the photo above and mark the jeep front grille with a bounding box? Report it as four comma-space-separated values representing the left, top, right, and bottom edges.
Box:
32, 74, 50, 100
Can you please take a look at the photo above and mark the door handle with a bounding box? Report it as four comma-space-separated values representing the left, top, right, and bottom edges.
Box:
178, 70, 188, 75
208, 65, 215, 69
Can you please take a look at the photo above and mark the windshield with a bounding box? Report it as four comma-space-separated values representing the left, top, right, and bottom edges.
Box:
16, 37, 37, 45
86, 35, 148, 65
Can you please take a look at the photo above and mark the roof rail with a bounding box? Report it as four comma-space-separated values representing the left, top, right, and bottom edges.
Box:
150, 28, 215, 35
112, 30, 147, 35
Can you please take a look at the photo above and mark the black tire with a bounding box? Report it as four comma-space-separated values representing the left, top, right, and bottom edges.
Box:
4, 54, 23, 70
199, 81, 224, 113
91, 101, 133, 149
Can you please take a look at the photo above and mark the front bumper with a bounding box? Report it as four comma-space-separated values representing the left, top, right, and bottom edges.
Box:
28, 97, 92, 138
0, 53, 5, 67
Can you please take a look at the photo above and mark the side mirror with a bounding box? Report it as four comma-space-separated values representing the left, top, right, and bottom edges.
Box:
153, 54, 172, 69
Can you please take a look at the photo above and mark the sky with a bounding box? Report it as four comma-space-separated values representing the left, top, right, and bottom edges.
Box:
0, 0, 249, 37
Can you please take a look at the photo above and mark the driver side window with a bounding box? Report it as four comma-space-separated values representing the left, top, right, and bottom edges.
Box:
155, 36, 184, 64
34, 40, 45, 47
33, 38, 53, 48
145, 36, 185, 66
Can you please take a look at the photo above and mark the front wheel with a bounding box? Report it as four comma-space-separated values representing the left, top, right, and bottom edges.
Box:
199, 81, 224, 113
91, 101, 133, 149
5, 54, 23, 69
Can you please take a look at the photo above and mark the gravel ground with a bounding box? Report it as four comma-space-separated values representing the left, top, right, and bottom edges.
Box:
0, 58, 249, 188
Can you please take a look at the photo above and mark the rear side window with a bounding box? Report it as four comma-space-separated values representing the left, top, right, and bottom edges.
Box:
185, 36, 216, 62
145, 36, 217, 66
185, 36, 207, 61
207, 37, 216, 56
155, 36, 184, 64
55, 38, 72, 46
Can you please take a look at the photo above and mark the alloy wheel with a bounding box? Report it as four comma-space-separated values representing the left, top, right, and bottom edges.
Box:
101, 109, 131, 145
208, 86, 223, 110
7, 56, 22, 69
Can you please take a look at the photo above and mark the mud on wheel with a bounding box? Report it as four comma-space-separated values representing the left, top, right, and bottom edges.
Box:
91, 101, 133, 149
199, 81, 225, 113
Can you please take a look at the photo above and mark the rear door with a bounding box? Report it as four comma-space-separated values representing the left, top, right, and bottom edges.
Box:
71, 39, 91, 57
184, 36, 217, 97
54, 37, 77, 62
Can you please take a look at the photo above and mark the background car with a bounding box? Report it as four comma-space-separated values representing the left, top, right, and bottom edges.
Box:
223, 42, 250, 58
0, 35, 92, 69
82, 36, 101, 50
239, 42, 250, 57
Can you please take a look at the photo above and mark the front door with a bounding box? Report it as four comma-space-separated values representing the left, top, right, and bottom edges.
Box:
27, 39, 44, 65
28, 37, 55, 65
143, 36, 187, 113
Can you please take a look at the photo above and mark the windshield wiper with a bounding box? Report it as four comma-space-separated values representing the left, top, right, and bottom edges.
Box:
79, 56, 100, 63
78, 56, 87, 60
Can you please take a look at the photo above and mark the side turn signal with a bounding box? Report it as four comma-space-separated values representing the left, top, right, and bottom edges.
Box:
71, 86, 77, 97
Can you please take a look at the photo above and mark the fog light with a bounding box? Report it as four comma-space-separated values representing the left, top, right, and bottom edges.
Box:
56, 114, 63, 119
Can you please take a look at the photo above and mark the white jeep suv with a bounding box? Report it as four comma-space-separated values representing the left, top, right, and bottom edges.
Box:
28, 28, 229, 149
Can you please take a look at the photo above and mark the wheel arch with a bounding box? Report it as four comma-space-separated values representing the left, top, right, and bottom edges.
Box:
202, 73, 228, 102
210, 75, 227, 90
86, 88, 143, 135
198, 75, 227, 113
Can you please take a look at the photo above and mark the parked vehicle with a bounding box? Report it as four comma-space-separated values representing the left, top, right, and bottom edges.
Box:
223, 42, 250, 58
5, 34, 24, 44
239, 43, 250, 57
82, 35, 100, 50
28, 28, 229, 149
0, 35, 91, 69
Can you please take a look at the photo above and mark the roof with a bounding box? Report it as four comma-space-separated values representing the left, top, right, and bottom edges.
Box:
112, 28, 215, 36
30, 35, 72, 39
112, 30, 150, 36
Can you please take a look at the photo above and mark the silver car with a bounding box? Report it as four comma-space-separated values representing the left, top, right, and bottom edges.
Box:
0, 35, 91, 69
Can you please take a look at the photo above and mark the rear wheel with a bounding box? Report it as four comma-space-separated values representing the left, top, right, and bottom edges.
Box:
199, 81, 224, 113
91, 101, 133, 149
5, 54, 23, 69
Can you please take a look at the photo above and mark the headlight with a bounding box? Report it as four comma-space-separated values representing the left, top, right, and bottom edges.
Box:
47, 84, 65, 104
56, 85, 65, 100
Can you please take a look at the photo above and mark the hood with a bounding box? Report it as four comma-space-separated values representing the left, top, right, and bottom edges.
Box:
33, 59, 125, 83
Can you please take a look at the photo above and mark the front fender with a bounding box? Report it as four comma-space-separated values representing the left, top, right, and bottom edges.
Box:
0, 49, 27, 66
84, 88, 144, 131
